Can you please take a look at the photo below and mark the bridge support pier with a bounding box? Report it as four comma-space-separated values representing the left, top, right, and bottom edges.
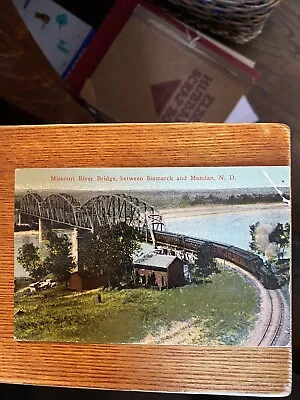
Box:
38, 218, 50, 243
72, 228, 79, 270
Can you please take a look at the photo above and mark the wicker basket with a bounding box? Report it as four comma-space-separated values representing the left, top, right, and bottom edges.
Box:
153, 0, 282, 43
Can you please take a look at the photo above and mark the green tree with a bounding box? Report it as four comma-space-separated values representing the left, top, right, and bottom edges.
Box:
78, 231, 103, 276
79, 223, 141, 287
192, 244, 219, 282
249, 222, 290, 260
272, 259, 290, 287
17, 243, 46, 281
249, 221, 290, 288
249, 222, 262, 255
180, 194, 190, 206
43, 232, 74, 284
269, 222, 290, 260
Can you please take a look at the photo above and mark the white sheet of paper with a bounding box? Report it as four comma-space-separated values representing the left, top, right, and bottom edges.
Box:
13, 0, 94, 77
225, 96, 259, 123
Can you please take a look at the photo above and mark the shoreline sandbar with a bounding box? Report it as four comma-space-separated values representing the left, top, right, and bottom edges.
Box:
160, 202, 287, 219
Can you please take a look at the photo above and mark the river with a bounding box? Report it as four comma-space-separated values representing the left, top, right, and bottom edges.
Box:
164, 207, 289, 250
14, 205, 290, 277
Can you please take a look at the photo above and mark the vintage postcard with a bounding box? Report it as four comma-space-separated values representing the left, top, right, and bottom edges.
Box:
14, 167, 291, 346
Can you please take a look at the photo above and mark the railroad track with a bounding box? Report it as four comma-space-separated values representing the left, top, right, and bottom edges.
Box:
152, 232, 290, 347
257, 289, 289, 347
220, 260, 290, 348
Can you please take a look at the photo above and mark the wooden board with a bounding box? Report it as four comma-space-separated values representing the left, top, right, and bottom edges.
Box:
0, 123, 291, 396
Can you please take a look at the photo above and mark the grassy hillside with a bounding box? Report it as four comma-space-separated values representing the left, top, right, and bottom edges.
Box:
15, 270, 258, 345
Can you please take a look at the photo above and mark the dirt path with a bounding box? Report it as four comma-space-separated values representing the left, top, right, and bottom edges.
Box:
139, 261, 290, 347
138, 263, 266, 346
140, 318, 219, 346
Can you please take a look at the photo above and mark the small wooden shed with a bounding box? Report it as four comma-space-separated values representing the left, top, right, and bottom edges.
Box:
134, 254, 185, 289
67, 271, 108, 291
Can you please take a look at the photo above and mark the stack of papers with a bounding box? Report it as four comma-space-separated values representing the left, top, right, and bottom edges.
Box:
13, 0, 259, 123
68, 2, 260, 123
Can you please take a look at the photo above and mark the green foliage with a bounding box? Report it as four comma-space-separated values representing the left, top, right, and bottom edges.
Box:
269, 223, 290, 260
249, 222, 290, 287
180, 194, 191, 206
17, 243, 46, 281
79, 223, 141, 287
192, 244, 219, 282
272, 259, 290, 288
14, 277, 32, 292
15, 270, 258, 345
43, 231, 74, 283
18, 231, 74, 284
249, 222, 290, 261
181, 192, 285, 207
249, 222, 262, 255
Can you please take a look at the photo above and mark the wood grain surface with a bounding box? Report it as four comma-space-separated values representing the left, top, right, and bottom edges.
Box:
0, 123, 291, 395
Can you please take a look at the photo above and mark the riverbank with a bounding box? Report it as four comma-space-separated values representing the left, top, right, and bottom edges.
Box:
15, 228, 68, 236
15, 230, 38, 236
159, 202, 286, 219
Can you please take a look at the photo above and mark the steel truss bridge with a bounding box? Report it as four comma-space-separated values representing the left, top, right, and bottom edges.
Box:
19, 192, 164, 239
17, 194, 287, 346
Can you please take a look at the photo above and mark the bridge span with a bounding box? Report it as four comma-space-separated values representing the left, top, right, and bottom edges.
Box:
18, 191, 164, 240
17, 192, 265, 286
17, 192, 165, 264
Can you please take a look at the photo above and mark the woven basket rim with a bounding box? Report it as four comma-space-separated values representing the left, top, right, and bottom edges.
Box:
167, 0, 281, 13
152, 0, 282, 43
